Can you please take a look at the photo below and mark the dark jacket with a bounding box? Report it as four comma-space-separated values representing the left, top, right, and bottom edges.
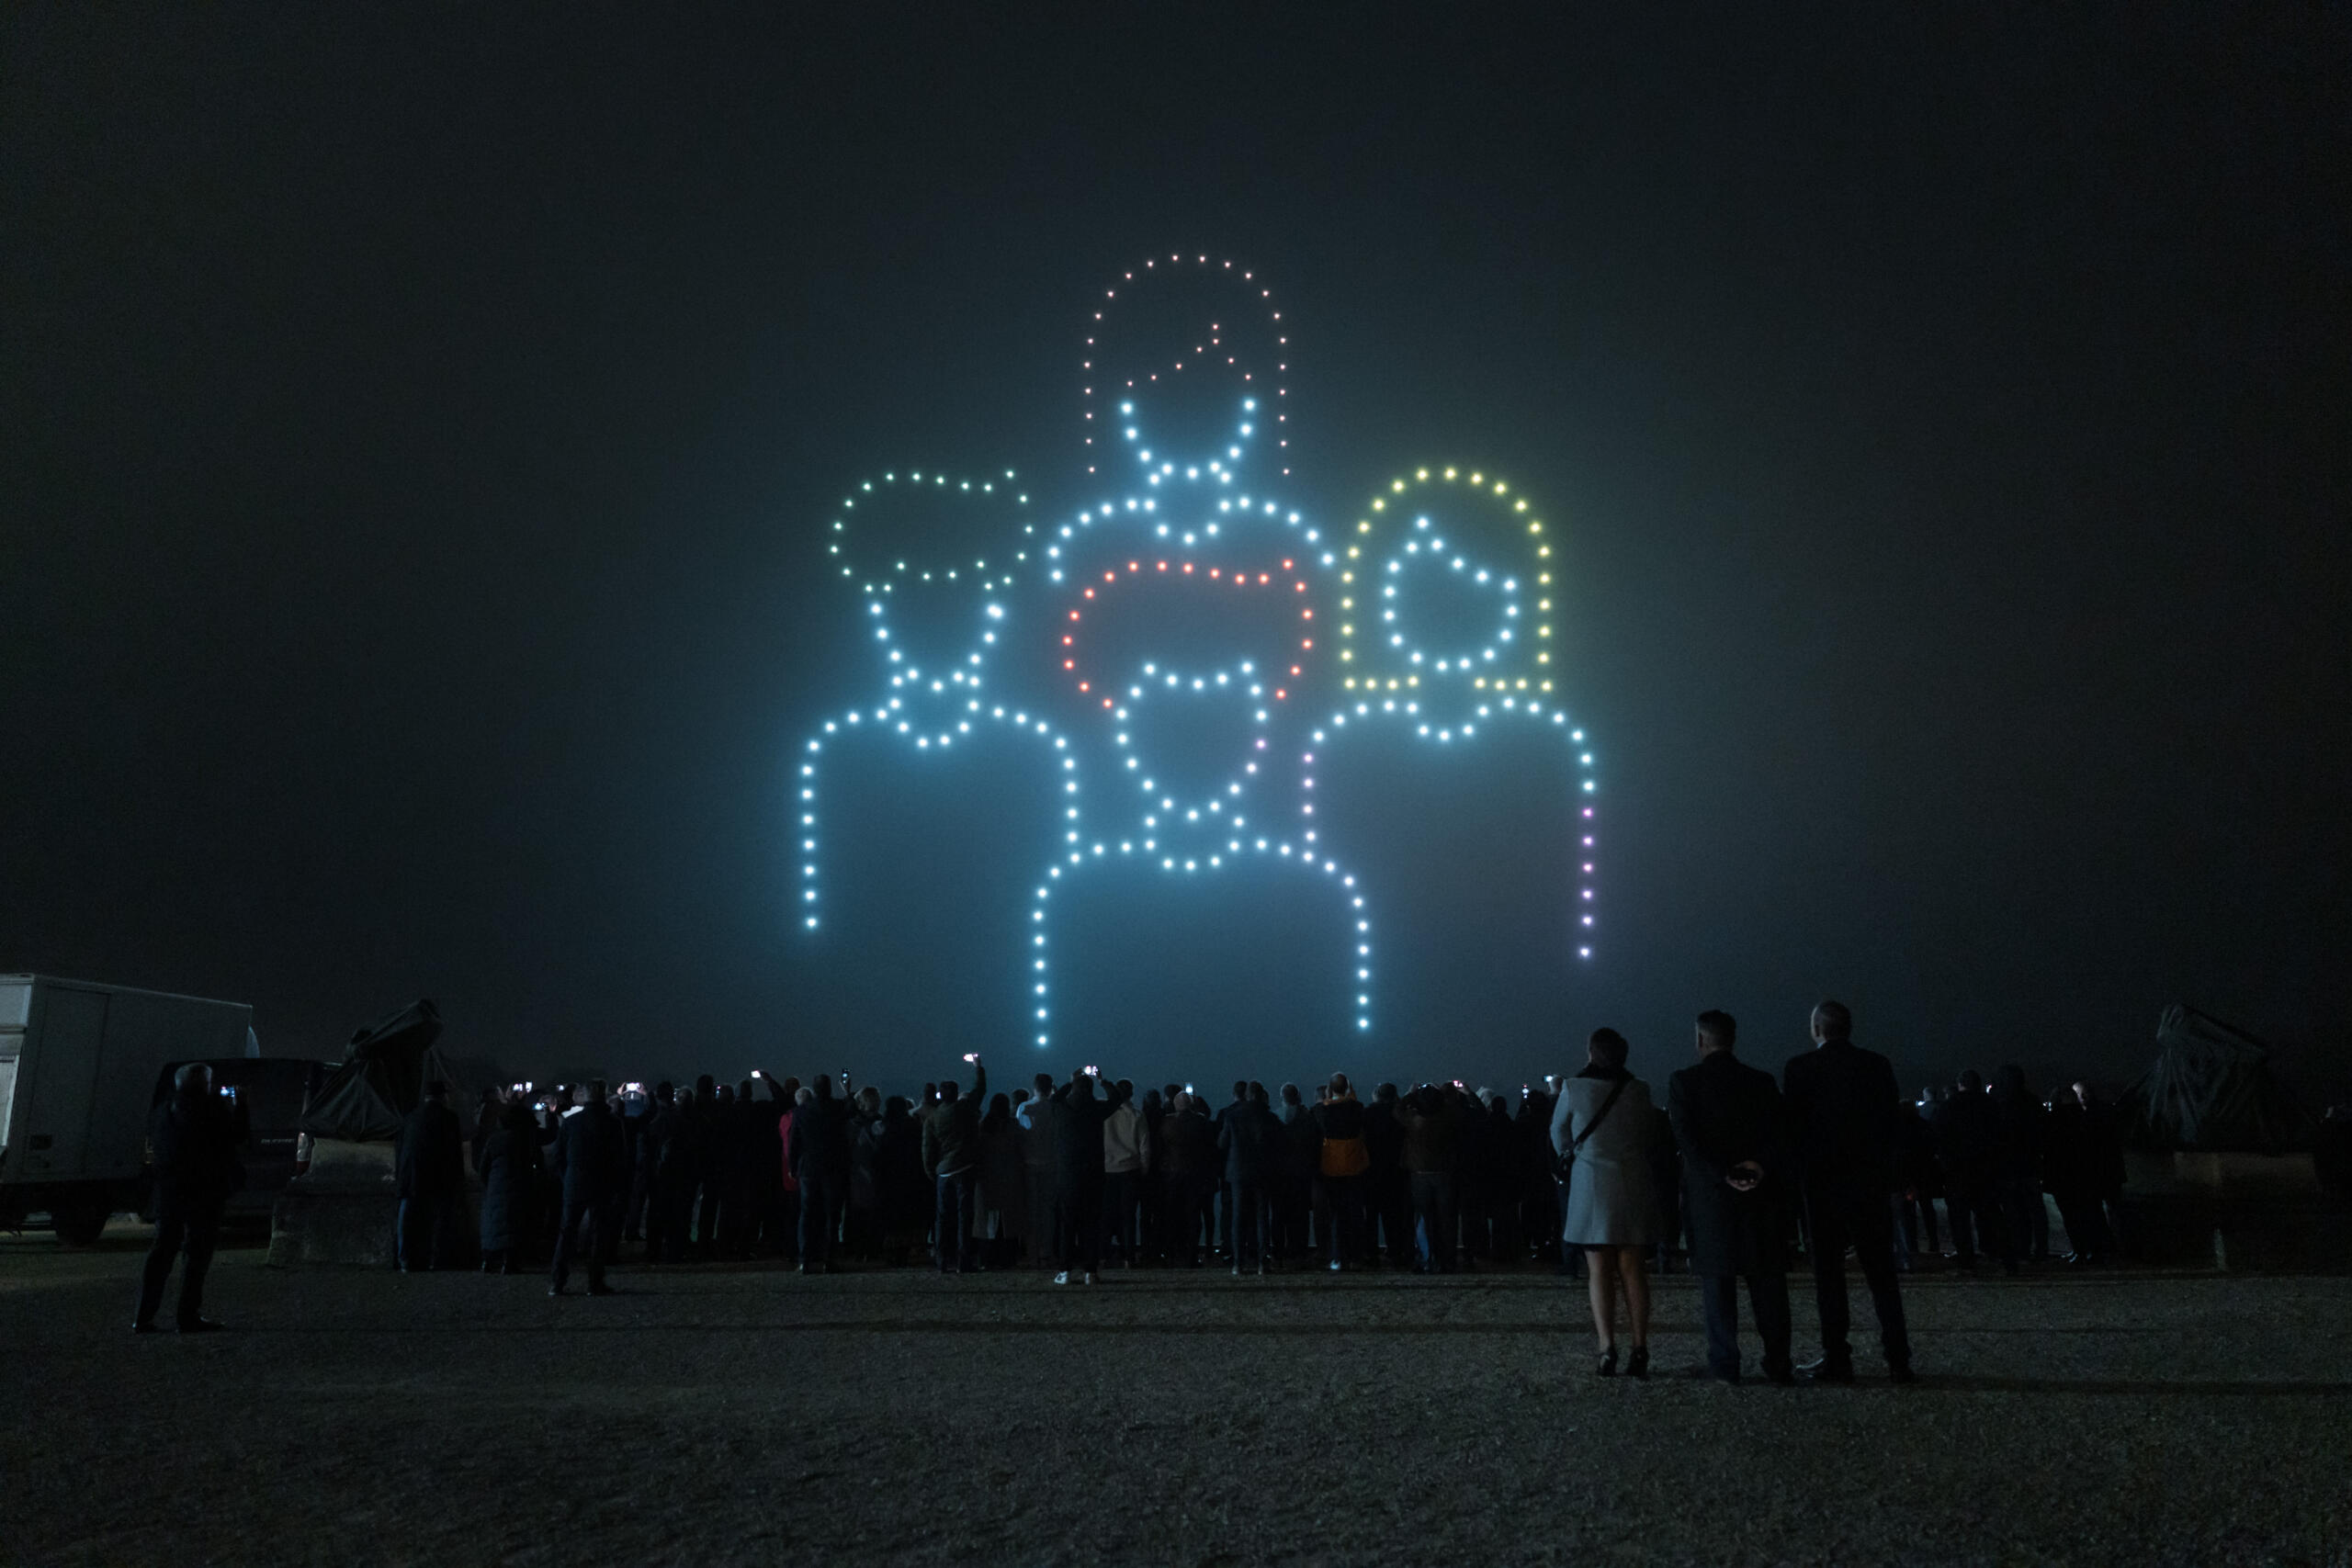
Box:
1781, 1039, 1903, 1196
1051, 1081, 1115, 1187
552, 1100, 629, 1204
792, 1091, 853, 1181
1396, 1095, 1461, 1174
1217, 1100, 1279, 1185
1667, 1051, 1792, 1276
877, 1104, 931, 1224
1363, 1096, 1404, 1177
922, 1067, 988, 1179
1989, 1067, 2044, 1184
1280, 1102, 1321, 1190
395, 1098, 465, 1201
150, 1089, 245, 1210
1932, 1089, 1999, 1187
477, 1108, 543, 1251
1158, 1108, 1216, 1186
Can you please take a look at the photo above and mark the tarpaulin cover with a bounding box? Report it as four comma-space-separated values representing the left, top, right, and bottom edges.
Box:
2120, 1004, 2315, 1155
299, 999, 457, 1142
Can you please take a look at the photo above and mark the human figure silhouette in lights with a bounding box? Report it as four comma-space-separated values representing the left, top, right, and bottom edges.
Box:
797, 254, 1600, 1053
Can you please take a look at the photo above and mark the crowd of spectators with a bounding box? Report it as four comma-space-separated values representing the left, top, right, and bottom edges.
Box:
361, 1007, 2139, 1381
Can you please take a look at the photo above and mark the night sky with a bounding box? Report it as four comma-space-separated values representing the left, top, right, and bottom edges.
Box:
6, 8, 2348, 1100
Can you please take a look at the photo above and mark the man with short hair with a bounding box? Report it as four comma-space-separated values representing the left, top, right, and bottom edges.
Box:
1312, 1074, 1370, 1271
550, 1078, 628, 1296
1668, 1010, 1794, 1384
922, 1057, 986, 1273
1783, 1001, 1915, 1382
395, 1079, 465, 1272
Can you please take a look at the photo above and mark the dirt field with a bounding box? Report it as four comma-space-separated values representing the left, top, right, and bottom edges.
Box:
4, 1227, 2348, 1567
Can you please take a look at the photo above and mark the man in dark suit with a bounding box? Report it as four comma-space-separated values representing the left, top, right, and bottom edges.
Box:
549, 1079, 628, 1296
135, 1063, 246, 1333
1782, 1000, 1916, 1382
1667, 1010, 1794, 1384
395, 1079, 465, 1272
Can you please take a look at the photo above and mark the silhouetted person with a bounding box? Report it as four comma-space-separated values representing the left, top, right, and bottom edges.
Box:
639, 1083, 677, 1262
1052, 1071, 1116, 1283
1668, 1010, 1794, 1384
1364, 1082, 1409, 1268
923, 1058, 987, 1272
1313, 1074, 1370, 1270
477, 1099, 543, 1273
690, 1074, 722, 1258
1893, 1096, 1941, 1268
2044, 1080, 2110, 1263
1274, 1083, 1318, 1258
134, 1063, 244, 1333
395, 1079, 464, 1272
1158, 1091, 1215, 1266
1218, 1085, 1278, 1275
976, 1092, 1026, 1269
549, 1077, 627, 1296
1933, 1071, 2001, 1267
1017, 1072, 1061, 1269
792, 1074, 852, 1273
1102, 1081, 1148, 1267
876, 1095, 930, 1265
1991, 1065, 2047, 1265
629, 1081, 672, 1251
847, 1085, 887, 1261
1781, 1002, 1914, 1382
651, 1085, 699, 1263
1397, 1085, 1462, 1273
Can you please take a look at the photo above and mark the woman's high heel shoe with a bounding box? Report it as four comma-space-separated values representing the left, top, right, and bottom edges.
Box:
1627, 1346, 1649, 1380
1596, 1345, 1618, 1377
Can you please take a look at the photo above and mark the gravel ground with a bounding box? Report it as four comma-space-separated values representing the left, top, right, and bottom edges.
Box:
4, 1228, 2348, 1567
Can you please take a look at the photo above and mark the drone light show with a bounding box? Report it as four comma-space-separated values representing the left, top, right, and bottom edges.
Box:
800, 254, 1599, 1051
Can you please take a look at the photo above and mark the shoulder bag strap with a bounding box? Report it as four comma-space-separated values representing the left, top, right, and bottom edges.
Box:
1570, 1077, 1631, 1155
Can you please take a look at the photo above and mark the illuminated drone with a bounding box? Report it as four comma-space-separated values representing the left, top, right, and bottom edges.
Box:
800, 254, 1598, 1049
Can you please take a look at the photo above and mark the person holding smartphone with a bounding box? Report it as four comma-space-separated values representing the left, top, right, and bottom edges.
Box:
133, 1064, 245, 1333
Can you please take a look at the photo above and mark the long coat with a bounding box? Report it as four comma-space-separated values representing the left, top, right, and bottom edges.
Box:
395, 1100, 464, 1201
1667, 1052, 1792, 1276
477, 1122, 542, 1252
1551, 1074, 1663, 1247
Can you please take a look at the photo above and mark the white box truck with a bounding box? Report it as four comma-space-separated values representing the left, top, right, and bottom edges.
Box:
0, 975, 254, 1242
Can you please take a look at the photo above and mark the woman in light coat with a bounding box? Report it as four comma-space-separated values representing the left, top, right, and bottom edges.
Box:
1551, 1028, 1662, 1377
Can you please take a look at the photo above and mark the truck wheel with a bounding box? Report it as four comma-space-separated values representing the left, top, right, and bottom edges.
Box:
51, 1194, 112, 1245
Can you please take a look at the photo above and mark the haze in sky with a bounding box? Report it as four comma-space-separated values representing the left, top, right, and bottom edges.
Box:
6, 9, 2348, 1100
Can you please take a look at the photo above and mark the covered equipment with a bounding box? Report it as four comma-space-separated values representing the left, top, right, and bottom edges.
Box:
2120, 1004, 2314, 1156
299, 999, 458, 1142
